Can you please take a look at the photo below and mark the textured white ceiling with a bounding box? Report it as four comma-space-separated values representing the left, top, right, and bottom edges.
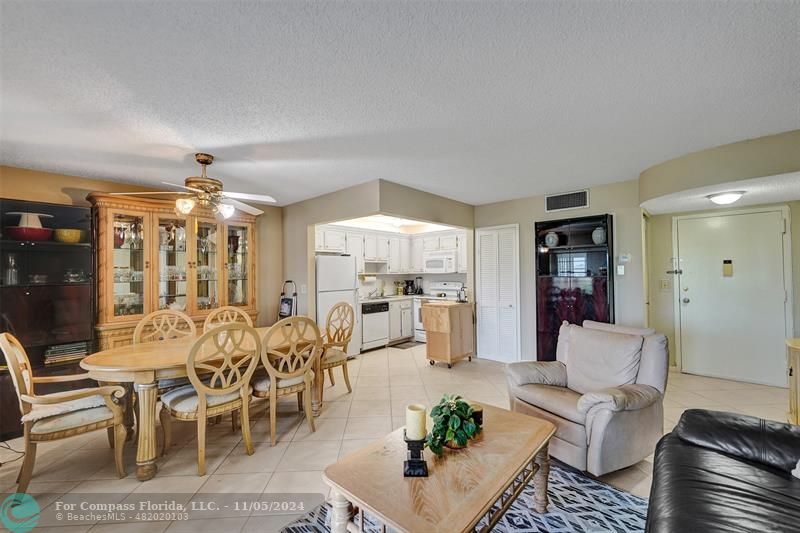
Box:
1, 1, 798, 206
641, 171, 800, 214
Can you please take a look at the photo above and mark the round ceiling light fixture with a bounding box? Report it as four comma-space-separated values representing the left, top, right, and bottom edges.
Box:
707, 191, 745, 205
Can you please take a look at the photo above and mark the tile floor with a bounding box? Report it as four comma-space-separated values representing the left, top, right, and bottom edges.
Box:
0, 344, 789, 532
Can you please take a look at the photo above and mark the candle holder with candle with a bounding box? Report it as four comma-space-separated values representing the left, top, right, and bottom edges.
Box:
403, 403, 429, 477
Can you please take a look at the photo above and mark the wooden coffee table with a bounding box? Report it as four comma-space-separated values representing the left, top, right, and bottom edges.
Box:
323, 404, 556, 533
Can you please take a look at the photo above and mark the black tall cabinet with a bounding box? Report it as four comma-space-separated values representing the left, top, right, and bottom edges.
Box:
0, 199, 96, 440
535, 214, 614, 360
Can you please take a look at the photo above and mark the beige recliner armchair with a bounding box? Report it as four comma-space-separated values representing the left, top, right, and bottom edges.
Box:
507, 320, 668, 476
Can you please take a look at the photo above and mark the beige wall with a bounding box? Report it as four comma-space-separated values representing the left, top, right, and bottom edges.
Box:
1, 165, 284, 327
0, 165, 157, 204
474, 179, 647, 360
639, 130, 800, 204
647, 201, 800, 365
378, 180, 475, 229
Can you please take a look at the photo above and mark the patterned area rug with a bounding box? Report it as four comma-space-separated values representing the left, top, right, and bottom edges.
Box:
281, 461, 648, 532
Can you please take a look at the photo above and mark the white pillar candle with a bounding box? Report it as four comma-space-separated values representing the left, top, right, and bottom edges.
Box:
405, 404, 427, 441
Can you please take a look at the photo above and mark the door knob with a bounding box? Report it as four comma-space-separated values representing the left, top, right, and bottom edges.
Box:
682, 298, 690, 304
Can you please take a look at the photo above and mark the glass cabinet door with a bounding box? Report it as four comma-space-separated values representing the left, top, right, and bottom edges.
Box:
154, 216, 188, 312
192, 218, 221, 312
225, 224, 250, 307
111, 212, 148, 319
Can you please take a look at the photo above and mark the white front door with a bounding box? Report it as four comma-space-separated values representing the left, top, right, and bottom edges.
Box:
675, 209, 791, 386
476, 225, 520, 363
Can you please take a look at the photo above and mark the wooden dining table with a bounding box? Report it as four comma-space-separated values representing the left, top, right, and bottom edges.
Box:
81, 326, 320, 481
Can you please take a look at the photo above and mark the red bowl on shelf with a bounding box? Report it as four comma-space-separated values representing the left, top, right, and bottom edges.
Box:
4, 226, 53, 241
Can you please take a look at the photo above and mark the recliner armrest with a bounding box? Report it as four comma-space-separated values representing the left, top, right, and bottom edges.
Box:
506, 361, 567, 387
676, 409, 800, 473
577, 384, 661, 415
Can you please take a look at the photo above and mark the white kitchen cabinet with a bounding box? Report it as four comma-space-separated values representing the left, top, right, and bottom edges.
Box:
364, 234, 378, 260
389, 301, 403, 340
400, 301, 413, 337
411, 237, 424, 273
346, 232, 365, 273
387, 237, 401, 273
457, 232, 468, 273
439, 234, 458, 251
376, 236, 389, 261
423, 237, 440, 252
315, 227, 325, 252
399, 238, 411, 273
323, 229, 346, 252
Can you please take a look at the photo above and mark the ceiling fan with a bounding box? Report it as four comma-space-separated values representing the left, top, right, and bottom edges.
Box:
110, 153, 276, 218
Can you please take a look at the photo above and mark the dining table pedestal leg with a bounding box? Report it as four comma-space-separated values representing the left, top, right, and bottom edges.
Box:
134, 381, 158, 481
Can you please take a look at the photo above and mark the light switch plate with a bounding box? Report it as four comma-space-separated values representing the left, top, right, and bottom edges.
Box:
616, 265, 625, 275
660, 279, 671, 291
300, 284, 307, 294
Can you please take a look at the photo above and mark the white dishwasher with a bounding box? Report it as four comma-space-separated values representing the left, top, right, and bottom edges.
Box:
361, 301, 389, 351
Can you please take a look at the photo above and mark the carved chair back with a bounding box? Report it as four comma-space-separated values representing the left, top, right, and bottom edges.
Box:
133, 310, 196, 344
203, 306, 253, 333
0, 332, 34, 415
260, 316, 322, 382
186, 323, 261, 401
324, 302, 355, 351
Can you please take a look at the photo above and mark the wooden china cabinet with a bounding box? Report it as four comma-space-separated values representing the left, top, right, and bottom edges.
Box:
88, 193, 258, 349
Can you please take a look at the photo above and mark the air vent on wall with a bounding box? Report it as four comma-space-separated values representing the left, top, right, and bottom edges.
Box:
545, 189, 589, 212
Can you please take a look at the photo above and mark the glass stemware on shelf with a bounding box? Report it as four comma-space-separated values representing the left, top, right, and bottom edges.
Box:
226, 225, 249, 306
157, 219, 188, 311
195, 222, 219, 311
112, 215, 145, 317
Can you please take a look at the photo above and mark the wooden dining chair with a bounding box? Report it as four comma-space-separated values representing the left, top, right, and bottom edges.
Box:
253, 316, 323, 446
203, 306, 253, 332
319, 302, 355, 403
0, 333, 127, 493
133, 309, 197, 392
158, 323, 260, 475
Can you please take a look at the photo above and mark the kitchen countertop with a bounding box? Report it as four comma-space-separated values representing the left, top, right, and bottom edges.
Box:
359, 295, 416, 304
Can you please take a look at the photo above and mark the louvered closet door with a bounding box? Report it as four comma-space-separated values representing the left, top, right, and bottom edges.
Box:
476, 226, 519, 362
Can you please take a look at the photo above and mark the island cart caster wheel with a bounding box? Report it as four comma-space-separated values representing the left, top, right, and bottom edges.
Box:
468, 356, 472, 361
447, 364, 452, 369
429, 360, 435, 366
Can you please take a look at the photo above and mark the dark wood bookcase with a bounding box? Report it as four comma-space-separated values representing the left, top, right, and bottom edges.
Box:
535, 214, 614, 360
0, 199, 96, 440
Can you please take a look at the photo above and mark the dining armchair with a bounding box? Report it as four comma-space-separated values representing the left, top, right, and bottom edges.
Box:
319, 302, 355, 403
253, 316, 323, 445
203, 306, 253, 332
158, 323, 260, 475
0, 333, 127, 492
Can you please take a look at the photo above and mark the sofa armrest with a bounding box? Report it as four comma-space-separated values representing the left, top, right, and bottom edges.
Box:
505, 361, 567, 387
676, 409, 800, 473
577, 384, 661, 415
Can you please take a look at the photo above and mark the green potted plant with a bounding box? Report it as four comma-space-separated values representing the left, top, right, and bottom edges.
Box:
426, 394, 482, 456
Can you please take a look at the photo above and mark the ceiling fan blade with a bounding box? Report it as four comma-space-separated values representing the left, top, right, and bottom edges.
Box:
107, 191, 190, 196
224, 198, 264, 216
222, 191, 277, 204
161, 181, 203, 193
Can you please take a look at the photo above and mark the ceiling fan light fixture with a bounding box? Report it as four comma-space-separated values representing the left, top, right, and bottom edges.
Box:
175, 197, 196, 214
217, 203, 235, 219
707, 191, 745, 205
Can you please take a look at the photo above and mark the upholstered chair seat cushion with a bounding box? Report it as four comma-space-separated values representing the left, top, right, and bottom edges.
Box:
323, 348, 347, 365
21, 391, 107, 422
161, 384, 247, 414
31, 406, 114, 434
157, 377, 191, 390
253, 371, 315, 392
512, 384, 585, 425
563, 326, 644, 394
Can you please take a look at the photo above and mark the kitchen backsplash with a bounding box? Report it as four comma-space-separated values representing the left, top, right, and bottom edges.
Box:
358, 273, 467, 299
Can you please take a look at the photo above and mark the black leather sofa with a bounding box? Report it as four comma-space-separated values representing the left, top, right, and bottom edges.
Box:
646, 409, 800, 532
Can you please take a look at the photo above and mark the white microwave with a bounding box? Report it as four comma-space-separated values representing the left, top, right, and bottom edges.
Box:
423, 251, 457, 273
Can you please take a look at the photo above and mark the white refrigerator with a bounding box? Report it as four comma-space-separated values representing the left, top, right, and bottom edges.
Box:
315, 255, 361, 356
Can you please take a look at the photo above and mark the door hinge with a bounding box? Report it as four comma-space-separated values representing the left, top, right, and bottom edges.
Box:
782, 218, 787, 234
